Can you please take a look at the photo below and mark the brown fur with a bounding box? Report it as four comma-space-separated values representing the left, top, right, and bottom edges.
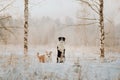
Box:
37, 51, 52, 63
37, 52, 46, 63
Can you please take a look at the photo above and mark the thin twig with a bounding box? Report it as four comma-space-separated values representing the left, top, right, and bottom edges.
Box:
77, 17, 99, 21
92, 3, 99, 10
0, 0, 15, 12
0, 16, 11, 21
78, 0, 99, 15
94, 0, 100, 5
0, 26, 24, 29
0, 23, 17, 38
63, 22, 99, 27
73, 22, 99, 26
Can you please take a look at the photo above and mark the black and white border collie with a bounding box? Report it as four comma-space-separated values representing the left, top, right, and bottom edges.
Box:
57, 37, 66, 63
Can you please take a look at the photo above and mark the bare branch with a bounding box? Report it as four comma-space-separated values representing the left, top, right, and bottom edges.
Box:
94, 0, 100, 5
92, 3, 99, 10
0, 0, 15, 13
0, 16, 11, 21
74, 22, 99, 26
58, 22, 99, 31
0, 23, 17, 38
78, 0, 99, 15
2, 27, 16, 37
104, 17, 112, 23
63, 22, 99, 27
0, 26, 24, 29
77, 17, 99, 21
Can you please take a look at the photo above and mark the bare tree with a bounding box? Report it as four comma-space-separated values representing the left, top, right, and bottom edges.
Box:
24, 0, 29, 55
77, 0, 105, 59
0, 0, 16, 44
99, 0, 104, 58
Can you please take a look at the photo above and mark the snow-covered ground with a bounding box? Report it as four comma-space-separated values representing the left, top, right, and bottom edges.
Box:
0, 45, 120, 80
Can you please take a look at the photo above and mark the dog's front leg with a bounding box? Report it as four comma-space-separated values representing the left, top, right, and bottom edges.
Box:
62, 57, 65, 63
57, 57, 61, 63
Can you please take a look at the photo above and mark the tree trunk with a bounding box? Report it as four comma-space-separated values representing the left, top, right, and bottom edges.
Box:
99, 0, 105, 58
24, 0, 29, 55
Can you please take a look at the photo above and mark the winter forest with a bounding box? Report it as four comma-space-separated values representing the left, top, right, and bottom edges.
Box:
0, 0, 120, 80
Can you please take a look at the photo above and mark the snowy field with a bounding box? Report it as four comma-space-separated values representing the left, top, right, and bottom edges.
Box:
0, 45, 120, 80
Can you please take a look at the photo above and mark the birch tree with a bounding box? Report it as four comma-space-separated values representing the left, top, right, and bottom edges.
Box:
77, 0, 105, 58
24, 0, 29, 55
99, 0, 104, 58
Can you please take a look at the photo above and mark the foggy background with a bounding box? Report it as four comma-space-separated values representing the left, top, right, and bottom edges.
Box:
0, 0, 120, 52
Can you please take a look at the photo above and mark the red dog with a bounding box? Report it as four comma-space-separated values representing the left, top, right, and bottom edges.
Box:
37, 51, 52, 63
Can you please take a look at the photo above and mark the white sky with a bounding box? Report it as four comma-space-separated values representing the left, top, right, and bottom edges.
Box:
4, 0, 80, 19
30, 0, 79, 18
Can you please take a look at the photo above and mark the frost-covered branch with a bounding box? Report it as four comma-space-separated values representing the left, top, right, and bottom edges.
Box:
0, 23, 16, 38
77, 0, 99, 15
77, 17, 99, 21
0, 0, 15, 13
0, 16, 11, 21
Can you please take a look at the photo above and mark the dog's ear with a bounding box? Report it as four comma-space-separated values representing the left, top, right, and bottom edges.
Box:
45, 51, 48, 53
45, 51, 48, 55
58, 37, 61, 41
49, 51, 52, 54
37, 52, 39, 55
63, 37, 65, 41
